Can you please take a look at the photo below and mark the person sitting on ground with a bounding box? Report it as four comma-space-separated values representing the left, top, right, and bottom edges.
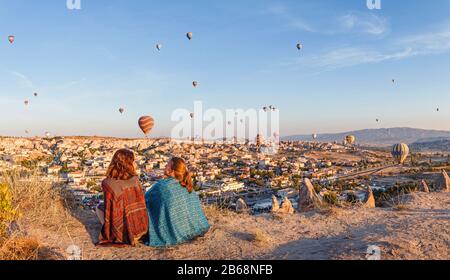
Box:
145, 157, 210, 247
96, 149, 149, 246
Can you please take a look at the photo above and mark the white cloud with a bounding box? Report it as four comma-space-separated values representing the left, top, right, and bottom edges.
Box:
11, 71, 35, 89
338, 12, 389, 36
262, 4, 315, 33
282, 24, 450, 71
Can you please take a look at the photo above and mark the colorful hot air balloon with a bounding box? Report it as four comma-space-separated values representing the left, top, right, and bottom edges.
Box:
186, 32, 193, 40
296, 43, 303, 50
192, 81, 198, 88
138, 116, 155, 136
345, 135, 356, 145
8, 35, 14, 44
392, 143, 410, 164
156, 44, 162, 51
119, 108, 124, 114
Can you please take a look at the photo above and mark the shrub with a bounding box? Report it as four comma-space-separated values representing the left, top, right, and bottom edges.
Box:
323, 192, 339, 206
346, 192, 358, 204
0, 183, 19, 236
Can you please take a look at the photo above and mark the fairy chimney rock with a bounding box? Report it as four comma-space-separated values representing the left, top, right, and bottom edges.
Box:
419, 180, 430, 193
271, 195, 280, 212
298, 178, 323, 212
364, 187, 376, 208
436, 170, 450, 192
280, 197, 295, 214
236, 198, 248, 213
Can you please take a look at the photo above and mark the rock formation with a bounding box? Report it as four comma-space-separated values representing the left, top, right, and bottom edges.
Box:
298, 178, 323, 212
419, 180, 430, 193
271, 195, 280, 212
363, 187, 376, 208
279, 197, 295, 214
435, 170, 450, 191
235, 198, 248, 213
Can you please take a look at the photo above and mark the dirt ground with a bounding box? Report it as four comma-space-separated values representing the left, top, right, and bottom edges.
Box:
25, 192, 449, 260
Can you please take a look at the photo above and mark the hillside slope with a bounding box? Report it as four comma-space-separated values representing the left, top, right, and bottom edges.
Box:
22, 192, 450, 260
284, 127, 450, 146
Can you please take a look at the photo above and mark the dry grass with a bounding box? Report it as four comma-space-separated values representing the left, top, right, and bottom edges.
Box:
0, 171, 77, 260
0, 236, 40, 260
249, 228, 272, 246
385, 192, 413, 211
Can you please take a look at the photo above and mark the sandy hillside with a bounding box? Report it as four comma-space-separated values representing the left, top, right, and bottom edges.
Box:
21, 192, 449, 260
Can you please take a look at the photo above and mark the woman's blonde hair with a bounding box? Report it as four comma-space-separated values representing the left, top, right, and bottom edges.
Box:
169, 157, 193, 193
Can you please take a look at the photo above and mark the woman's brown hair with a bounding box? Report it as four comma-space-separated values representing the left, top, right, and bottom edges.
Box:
106, 149, 137, 180
169, 157, 194, 193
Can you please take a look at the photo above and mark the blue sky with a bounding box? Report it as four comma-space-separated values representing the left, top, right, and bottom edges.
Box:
1, 0, 450, 138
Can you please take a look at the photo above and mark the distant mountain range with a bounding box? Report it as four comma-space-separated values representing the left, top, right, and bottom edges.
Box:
283, 127, 450, 146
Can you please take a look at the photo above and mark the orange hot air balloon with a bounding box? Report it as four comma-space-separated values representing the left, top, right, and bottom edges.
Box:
138, 116, 155, 136
8, 35, 15, 44
187, 32, 193, 40
345, 135, 356, 145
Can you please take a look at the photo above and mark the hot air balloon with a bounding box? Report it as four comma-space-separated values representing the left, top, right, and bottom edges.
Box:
437, 107, 440, 112
312, 134, 318, 140
138, 116, 155, 136
376, 119, 379, 122
190, 112, 194, 119
192, 81, 198, 88
156, 44, 162, 51
8, 35, 14, 44
33, 92, 38, 97
25, 130, 29, 134
263, 107, 268, 112
119, 108, 124, 114
24, 100, 29, 106
296, 43, 303, 50
392, 79, 395, 84
345, 135, 356, 145
45, 132, 51, 138
186, 32, 193, 40
392, 143, 410, 165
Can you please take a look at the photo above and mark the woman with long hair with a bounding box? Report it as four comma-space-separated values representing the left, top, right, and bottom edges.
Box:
145, 157, 210, 247
97, 149, 148, 246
